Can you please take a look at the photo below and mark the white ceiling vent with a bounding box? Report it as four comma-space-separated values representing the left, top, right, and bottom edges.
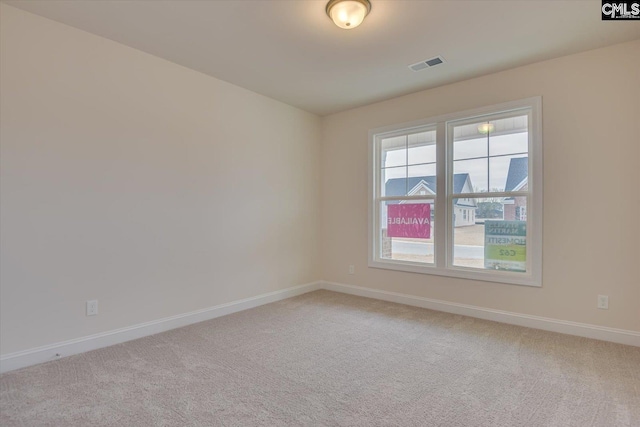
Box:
409, 56, 446, 72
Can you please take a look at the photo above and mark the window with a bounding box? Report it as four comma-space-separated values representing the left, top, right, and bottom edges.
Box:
369, 97, 542, 286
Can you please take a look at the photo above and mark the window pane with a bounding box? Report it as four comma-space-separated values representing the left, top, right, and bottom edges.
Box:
382, 166, 407, 197
407, 164, 437, 195
452, 197, 527, 272
453, 158, 486, 193
475, 198, 504, 221
381, 135, 406, 168
380, 200, 434, 265
452, 114, 530, 194
488, 116, 529, 156
453, 136, 487, 161
489, 155, 528, 192
408, 130, 436, 165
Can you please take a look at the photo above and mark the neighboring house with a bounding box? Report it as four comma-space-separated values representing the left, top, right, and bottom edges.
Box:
385, 173, 477, 227
503, 157, 528, 221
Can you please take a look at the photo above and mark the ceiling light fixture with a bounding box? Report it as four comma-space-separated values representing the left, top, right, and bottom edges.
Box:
326, 0, 372, 30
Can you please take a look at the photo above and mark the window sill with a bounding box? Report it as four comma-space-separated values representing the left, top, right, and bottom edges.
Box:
368, 259, 541, 287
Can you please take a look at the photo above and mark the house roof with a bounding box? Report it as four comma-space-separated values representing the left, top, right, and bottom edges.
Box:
505, 157, 528, 191
385, 173, 473, 199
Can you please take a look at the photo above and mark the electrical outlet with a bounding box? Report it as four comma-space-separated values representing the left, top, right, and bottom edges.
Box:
86, 300, 98, 316
348, 265, 355, 274
597, 295, 608, 310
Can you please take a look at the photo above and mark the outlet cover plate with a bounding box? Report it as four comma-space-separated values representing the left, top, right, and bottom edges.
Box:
86, 300, 98, 316
597, 295, 608, 310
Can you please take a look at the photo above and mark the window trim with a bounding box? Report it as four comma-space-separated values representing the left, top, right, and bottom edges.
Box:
368, 97, 542, 287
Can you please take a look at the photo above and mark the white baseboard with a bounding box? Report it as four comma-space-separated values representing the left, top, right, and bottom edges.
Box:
3, 279, 637, 374
0, 281, 321, 374
321, 281, 640, 347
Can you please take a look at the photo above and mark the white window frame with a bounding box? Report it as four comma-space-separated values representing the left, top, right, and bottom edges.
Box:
368, 97, 542, 287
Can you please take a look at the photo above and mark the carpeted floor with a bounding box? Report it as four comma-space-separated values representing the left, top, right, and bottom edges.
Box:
1, 290, 639, 426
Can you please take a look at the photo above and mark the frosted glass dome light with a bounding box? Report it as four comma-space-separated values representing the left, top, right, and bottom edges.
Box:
326, 0, 372, 30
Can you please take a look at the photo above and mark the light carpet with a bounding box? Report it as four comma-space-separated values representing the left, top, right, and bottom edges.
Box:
1, 290, 639, 426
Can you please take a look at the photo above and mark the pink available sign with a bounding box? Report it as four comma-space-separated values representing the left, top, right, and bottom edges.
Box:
387, 204, 431, 238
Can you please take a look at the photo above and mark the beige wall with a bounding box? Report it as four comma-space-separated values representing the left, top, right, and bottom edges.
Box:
321, 40, 640, 332
0, 5, 321, 355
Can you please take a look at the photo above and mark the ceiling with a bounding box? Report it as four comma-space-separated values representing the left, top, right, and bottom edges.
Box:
5, 0, 640, 116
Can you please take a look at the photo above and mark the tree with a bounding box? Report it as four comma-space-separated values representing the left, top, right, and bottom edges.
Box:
476, 201, 503, 219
